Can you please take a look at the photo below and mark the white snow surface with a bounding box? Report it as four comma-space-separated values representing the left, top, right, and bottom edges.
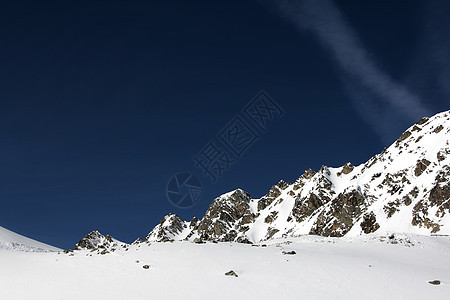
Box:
0, 235, 449, 299
0, 225, 60, 252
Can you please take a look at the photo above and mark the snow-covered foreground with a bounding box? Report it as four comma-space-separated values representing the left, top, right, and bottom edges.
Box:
1, 235, 449, 300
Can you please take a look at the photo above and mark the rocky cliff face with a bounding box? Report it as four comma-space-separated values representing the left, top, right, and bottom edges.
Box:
194, 189, 255, 243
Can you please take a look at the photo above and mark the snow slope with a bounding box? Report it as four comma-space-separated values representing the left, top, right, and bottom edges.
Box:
0, 235, 449, 299
0, 225, 60, 252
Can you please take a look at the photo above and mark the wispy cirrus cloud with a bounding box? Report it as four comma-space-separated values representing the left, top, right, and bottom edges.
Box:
268, 0, 431, 143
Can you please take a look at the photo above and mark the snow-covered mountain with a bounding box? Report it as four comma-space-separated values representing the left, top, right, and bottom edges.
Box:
0, 225, 60, 252
142, 110, 450, 244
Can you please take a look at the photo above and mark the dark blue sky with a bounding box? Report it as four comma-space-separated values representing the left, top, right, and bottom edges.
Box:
0, 0, 448, 249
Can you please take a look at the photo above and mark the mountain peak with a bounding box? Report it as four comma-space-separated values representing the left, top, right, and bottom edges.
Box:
146, 214, 189, 242
74, 230, 125, 252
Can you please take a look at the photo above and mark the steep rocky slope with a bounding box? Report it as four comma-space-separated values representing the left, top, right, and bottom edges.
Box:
144, 110, 450, 244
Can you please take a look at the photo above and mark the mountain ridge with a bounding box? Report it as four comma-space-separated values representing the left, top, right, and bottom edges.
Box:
75, 110, 450, 248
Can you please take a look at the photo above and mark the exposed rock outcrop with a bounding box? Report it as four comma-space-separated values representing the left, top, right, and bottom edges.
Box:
196, 189, 254, 242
